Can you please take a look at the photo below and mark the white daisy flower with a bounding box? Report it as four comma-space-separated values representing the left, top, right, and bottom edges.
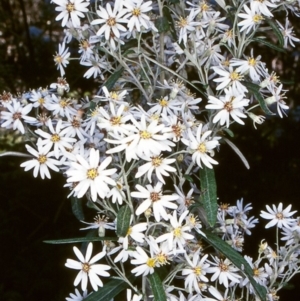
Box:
47, 94, 77, 119
126, 289, 143, 301
91, 0, 128, 41
260, 203, 297, 229
212, 65, 248, 95
156, 210, 194, 250
122, 217, 147, 249
65, 242, 111, 291
176, 9, 201, 46
252, 0, 277, 17
35, 119, 77, 158
106, 114, 175, 161
131, 246, 157, 276
29, 89, 51, 109
52, 0, 89, 27
135, 154, 176, 184
276, 18, 300, 48
123, 0, 153, 32
1, 99, 35, 133
207, 257, 242, 288
182, 251, 210, 293
238, 3, 264, 34
54, 42, 70, 77
66, 148, 117, 202
20, 141, 61, 179
81, 55, 109, 80
66, 288, 89, 301
206, 87, 249, 128
181, 124, 220, 169
131, 182, 178, 222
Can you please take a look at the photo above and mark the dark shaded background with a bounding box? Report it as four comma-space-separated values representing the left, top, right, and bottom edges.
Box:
1, 0, 300, 300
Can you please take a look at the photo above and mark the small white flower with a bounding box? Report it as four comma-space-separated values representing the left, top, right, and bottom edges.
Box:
66, 148, 117, 201
182, 124, 220, 169
52, 0, 89, 27
54, 42, 70, 76
66, 288, 89, 301
20, 141, 61, 179
131, 246, 157, 276
135, 155, 176, 184
127, 289, 143, 301
35, 119, 77, 158
156, 210, 194, 250
182, 251, 210, 293
207, 257, 242, 288
91, 1, 128, 41
122, 217, 147, 249
276, 18, 300, 48
260, 203, 296, 229
238, 3, 264, 34
123, 0, 152, 32
206, 87, 249, 127
65, 242, 111, 291
1, 99, 35, 133
131, 182, 178, 222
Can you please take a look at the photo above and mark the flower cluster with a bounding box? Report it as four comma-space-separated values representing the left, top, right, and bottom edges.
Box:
1, 0, 300, 300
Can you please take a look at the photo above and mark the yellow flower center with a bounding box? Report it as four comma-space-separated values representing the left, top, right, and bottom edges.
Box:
173, 227, 182, 237
82, 262, 90, 273
194, 266, 202, 276
253, 267, 260, 277
80, 40, 90, 50
253, 14, 264, 23
59, 99, 68, 108
110, 116, 121, 126
156, 253, 168, 265
230, 71, 243, 81
51, 134, 61, 143
151, 156, 162, 167
107, 17, 117, 27
159, 98, 168, 107
197, 143, 207, 153
110, 91, 119, 100
38, 155, 47, 164
177, 16, 188, 28
146, 258, 156, 268
132, 8, 141, 16
248, 57, 257, 67
38, 97, 45, 104
140, 130, 152, 139
54, 54, 63, 64
87, 168, 98, 180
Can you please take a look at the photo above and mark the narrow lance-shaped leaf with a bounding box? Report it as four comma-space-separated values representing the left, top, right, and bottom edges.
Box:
71, 197, 84, 221
242, 81, 275, 115
252, 37, 285, 53
266, 19, 284, 47
200, 230, 267, 301
148, 272, 167, 301
199, 166, 218, 227
44, 236, 117, 244
116, 205, 131, 237
85, 277, 131, 301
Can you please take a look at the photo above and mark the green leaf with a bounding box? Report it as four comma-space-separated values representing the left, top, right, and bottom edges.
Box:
162, 7, 177, 41
223, 128, 234, 138
242, 81, 275, 115
252, 37, 285, 53
183, 174, 194, 183
44, 236, 117, 244
71, 197, 84, 221
155, 16, 170, 33
200, 230, 267, 301
103, 67, 124, 91
266, 19, 284, 47
85, 278, 130, 301
199, 166, 218, 227
116, 205, 131, 237
148, 272, 167, 301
